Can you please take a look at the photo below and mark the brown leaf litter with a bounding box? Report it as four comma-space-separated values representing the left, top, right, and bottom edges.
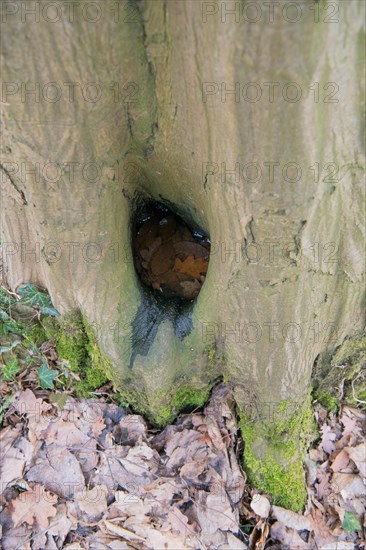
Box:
0, 385, 365, 549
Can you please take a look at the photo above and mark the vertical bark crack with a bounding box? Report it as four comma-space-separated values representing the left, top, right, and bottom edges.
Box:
0, 164, 28, 205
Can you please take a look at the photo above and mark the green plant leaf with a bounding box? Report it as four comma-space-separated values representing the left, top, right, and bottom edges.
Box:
50, 392, 68, 409
16, 284, 52, 308
37, 363, 58, 389
0, 309, 10, 321
39, 306, 60, 317
26, 340, 40, 355
0, 288, 16, 308
342, 511, 361, 532
2, 358, 20, 381
0, 318, 24, 336
0, 340, 21, 353
0, 395, 13, 426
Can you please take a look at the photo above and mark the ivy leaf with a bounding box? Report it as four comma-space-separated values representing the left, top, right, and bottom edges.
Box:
0, 288, 16, 308
39, 306, 60, 317
2, 359, 20, 381
0, 340, 22, 353
16, 284, 52, 308
342, 511, 361, 532
0, 395, 13, 425
0, 318, 24, 336
0, 309, 10, 321
37, 363, 58, 389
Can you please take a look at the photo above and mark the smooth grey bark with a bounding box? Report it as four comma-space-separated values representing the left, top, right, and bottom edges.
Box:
1, 0, 365, 422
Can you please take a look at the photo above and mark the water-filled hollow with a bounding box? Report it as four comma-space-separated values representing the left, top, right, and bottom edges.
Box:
132, 200, 211, 303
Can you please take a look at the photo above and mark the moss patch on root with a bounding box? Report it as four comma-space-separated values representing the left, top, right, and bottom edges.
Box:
239, 396, 316, 512
312, 332, 366, 412
44, 312, 111, 397
118, 381, 212, 426
116, 343, 221, 426
152, 385, 211, 426
44, 312, 213, 422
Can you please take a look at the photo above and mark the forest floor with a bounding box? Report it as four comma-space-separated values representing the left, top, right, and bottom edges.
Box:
0, 284, 365, 549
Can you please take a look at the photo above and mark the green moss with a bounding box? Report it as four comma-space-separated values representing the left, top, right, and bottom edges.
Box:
118, 382, 211, 426
116, 383, 150, 416
23, 320, 47, 347
82, 320, 112, 391
44, 311, 217, 422
171, 385, 210, 410
155, 385, 211, 425
145, 346, 221, 425
44, 312, 110, 397
114, 342, 221, 426
44, 313, 86, 371
332, 332, 366, 366
207, 344, 218, 370
239, 397, 316, 512
312, 332, 366, 411
312, 388, 338, 412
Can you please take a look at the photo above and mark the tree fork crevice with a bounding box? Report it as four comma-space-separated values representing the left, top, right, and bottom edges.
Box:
129, 195, 211, 367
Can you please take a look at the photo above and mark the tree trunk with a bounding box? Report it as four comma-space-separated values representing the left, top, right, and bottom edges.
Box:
1, 0, 365, 507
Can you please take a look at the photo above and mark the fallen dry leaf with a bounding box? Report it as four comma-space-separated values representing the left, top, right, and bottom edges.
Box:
315, 468, 332, 500
249, 518, 269, 550
207, 423, 226, 451
309, 506, 340, 548
195, 491, 238, 535
180, 458, 206, 479
46, 503, 76, 546
13, 389, 52, 419
167, 507, 192, 538
346, 442, 366, 478
340, 406, 365, 442
133, 209, 210, 300
9, 484, 58, 528
102, 519, 146, 542
0, 442, 25, 492
26, 444, 85, 498
251, 494, 271, 518
319, 423, 337, 455
272, 505, 312, 531
1, 384, 364, 550
270, 520, 309, 549
73, 485, 108, 520
330, 449, 353, 473
332, 473, 365, 500
173, 255, 208, 280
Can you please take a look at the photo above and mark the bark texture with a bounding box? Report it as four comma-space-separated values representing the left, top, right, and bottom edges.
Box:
1, 0, 365, 423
